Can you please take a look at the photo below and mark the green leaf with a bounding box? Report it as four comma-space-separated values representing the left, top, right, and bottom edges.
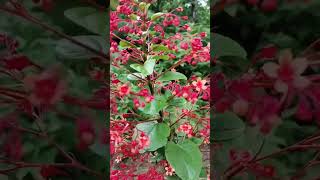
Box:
211, 33, 247, 58
64, 7, 107, 36
130, 64, 148, 75
130, 14, 139, 20
153, 55, 170, 60
90, 142, 107, 157
141, 96, 167, 115
212, 111, 245, 141
110, 0, 119, 10
139, 2, 147, 10
119, 40, 134, 48
127, 73, 146, 81
165, 140, 202, 180
136, 122, 170, 151
151, 44, 169, 52
158, 72, 187, 81
151, 12, 164, 21
55, 35, 107, 59
189, 137, 203, 146
144, 56, 156, 75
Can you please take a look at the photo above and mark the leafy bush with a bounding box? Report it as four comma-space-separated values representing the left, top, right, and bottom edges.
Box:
110, 0, 210, 179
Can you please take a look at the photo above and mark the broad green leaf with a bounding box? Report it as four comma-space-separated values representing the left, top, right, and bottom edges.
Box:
55, 35, 107, 59
141, 96, 167, 115
151, 44, 169, 52
144, 56, 156, 75
130, 64, 148, 74
64, 7, 107, 36
127, 73, 146, 81
165, 140, 202, 180
119, 40, 134, 48
212, 111, 245, 141
211, 33, 247, 58
151, 12, 164, 21
136, 122, 170, 151
153, 55, 170, 60
158, 71, 187, 81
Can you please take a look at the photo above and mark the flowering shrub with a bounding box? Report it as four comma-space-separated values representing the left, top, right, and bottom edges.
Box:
212, 0, 320, 179
0, 0, 107, 179
110, 0, 210, 179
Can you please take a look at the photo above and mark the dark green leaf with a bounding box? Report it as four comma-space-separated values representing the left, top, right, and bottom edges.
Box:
55, 35, 107, 59
64, 7, 107, 36
165, 140, 202, 180
212, 111, 245, 141
141, 96, 167, 115
211, 33, 247, 58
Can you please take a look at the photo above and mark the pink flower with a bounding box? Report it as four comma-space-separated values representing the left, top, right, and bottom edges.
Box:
165, 164, 175, 176
181, 16, 188, 20
118, 84, 131, 96
180, 42, 189, 50
145, 95, 154, 103
262, 49, 310, 93
232, 99, 249, 116
192, 78, 207, 92
200, 32, 207, 38
177, 123, 193, 137
137, 132, 150, 148
176, 7, 183, 12
191, 38, 203, 51
117, 5, 132, 15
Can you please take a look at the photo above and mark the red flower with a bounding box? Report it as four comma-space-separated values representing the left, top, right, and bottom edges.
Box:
3, 131, 23, 160
260, 0, 278, 12
295, 98, 313, 122
76, 118, 96, 150
40, 165, 69, 179
3, 55, 33, 70
24, 67, 67, 106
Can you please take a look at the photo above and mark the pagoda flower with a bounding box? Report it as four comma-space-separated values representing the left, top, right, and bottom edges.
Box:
262, 49, 310, 93
192, 78, 208, 92
177, 123, 193, 138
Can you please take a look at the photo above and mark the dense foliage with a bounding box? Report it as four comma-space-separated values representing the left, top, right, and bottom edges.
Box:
212, 0, 320, 179
110, 0, 210, 179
